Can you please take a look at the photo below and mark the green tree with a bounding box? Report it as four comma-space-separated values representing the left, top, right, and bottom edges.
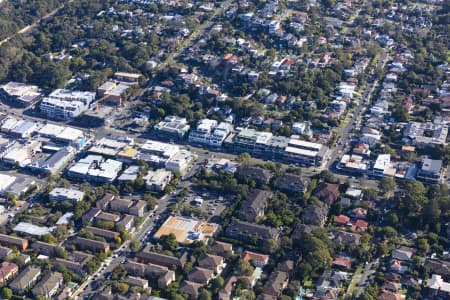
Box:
379, 177, 396, 197
191, 241, 208, 258
55, 246, 68, 259
130, 240, 142, 252
198, 289, 212, 300
1, 287, 12, 299
237, 153, 251, 166
42, 234, 57, 244
116, 282, 129, 294
211, 276, 225, 293
262, 239, 279, 254
236, 259, 254, 276
144, 193, 158, 210
134, 176, 145, 190
159, 233, 178, 251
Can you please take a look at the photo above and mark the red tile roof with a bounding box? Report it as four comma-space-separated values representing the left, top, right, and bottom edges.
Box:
332, 257, 351, 269
241, 251, 269, 264
334, 215, 350, 225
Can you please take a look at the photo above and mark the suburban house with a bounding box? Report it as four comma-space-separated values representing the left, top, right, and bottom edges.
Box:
9, 266, 41, 293
31, 272, 63, 298
313, 182, 340, 205
334, 215, 350, 225
241, 251, 270, 268
261, 271, 289, 299
424, 259, 450, 279
219, 276, 255, 300
391, 247, 415, 262
0, 261, 18, 285
332, 257, 352, 270
179, 280, 203, 299
333, 231, 361, 246
209, 241, 233, 256
427, 274, 450, 299
198, 254, 225, 274
187, 267, 215, 284
378, 290, 406, 300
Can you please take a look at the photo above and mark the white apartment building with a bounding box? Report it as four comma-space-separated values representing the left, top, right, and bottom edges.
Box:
372, 154, 396, 177
283, 138, 329, 167
145, 169, 173, 191
40, 89, 95, 120
165, 149, 194, 174
49, 187, 85, 203
189, 119, 232, 147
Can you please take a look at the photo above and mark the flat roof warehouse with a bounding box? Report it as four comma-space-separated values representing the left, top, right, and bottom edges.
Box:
153, 216, 219, 245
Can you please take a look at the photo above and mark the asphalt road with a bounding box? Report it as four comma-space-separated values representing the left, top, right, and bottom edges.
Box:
355, 259, 378, 296
75, 187, 176, 299
326, 49, 390, 170
73, 4, 237, 294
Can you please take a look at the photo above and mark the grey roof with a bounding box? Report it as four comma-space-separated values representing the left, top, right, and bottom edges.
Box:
262, 271, 289, 296
424, 259, 450, 277
303, 205, 328, 226
197, 253, 223, 270
187, 267, 214, 283
333, 231, 361, 246
209, 241, 233, 255
238, 166, 273, 183
275, 173, 307, 193
225, 220, 279, 241
41, 146, 74, 172
420, 158, 442, 174
31, 272, 63, 296
9, 266, 41, 291
179, 280, 202, 299
11, 121, 36, 134
239, 189, 272, 222
392, 247, 414, 261
135, 247, 187, 268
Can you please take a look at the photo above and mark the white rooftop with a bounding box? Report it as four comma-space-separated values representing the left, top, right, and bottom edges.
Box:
374, 154, 391, 171
38, 123, 65, 137
49, 188, 85, 200
13, 222, 52, 236
57, 127, 84, 142
428, 274, 450, 293
288, 138, 323, 151
140, 140, 180, 158
285, 146, 317, 157
48, 89, 96, 101
0, 174, 16, 192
